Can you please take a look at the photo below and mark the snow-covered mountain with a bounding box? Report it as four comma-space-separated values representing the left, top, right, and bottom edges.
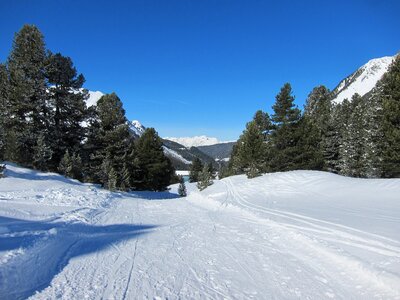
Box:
164, 136, 225, 148
129, 120, 146, 137
86, 90, 104, 107
331, 55, 395, 104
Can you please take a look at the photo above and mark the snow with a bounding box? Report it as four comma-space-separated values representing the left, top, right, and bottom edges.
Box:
1, 164, 400, 299
332, 55, 395, 104
164, 136, 221, 148
162, 146, 192, 165
129, 120, 146, 137
86, 90, 104, 107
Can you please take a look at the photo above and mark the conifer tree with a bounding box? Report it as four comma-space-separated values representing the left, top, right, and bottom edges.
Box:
178, 176, 187, 197
380, 55, 400, 177
237, 121, 267, 178
269, 83, 302, 171
197, 165, 213, 191
207, 162, 217, 179
6, 25, 48, 165
0, 64, 8, 160
87, 93, 133, 188
59, 150, 83, 181
189, 157, 203, 182
133, 128, 175, 191
33, 132, 53, 171
45, 52, 88, 170
337, 99, 353, 175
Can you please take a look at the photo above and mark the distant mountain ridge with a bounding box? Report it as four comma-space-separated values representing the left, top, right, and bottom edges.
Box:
164, 136, 234, 148
331, 55, 396, 104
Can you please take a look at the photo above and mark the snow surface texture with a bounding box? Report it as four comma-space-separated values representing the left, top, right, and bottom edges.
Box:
86, 91, 104, 107
332, 55, 395, 104
164, 136, 222, 148
1, 164, 399, 299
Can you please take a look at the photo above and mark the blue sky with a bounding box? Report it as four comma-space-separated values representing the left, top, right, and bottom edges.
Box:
1, 1, 399, 140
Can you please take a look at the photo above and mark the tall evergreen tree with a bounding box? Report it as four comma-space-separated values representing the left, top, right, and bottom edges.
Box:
0, 64, 9, 160
236, 120, 268, 178
45, 52, 88, 170
6, 25, 48, 165
380, 55, 400, 177
189, 157, 203, 182
87, 93, 133, 188
133, 128, 175, 191
197, 165, 213, 191
269, 83, 302, 171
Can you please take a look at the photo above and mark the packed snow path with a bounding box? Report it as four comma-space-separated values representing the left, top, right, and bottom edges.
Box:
0, 165, 399, 299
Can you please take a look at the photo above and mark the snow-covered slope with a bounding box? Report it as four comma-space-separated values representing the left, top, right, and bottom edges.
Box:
86, 90, 104, 107
129, 120, 146, 137
331, 55, 395, 104
164, 136, 222, 148
1, 164, 399, 299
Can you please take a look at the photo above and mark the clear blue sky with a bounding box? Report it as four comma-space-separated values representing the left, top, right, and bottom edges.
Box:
1, 1, 399, 140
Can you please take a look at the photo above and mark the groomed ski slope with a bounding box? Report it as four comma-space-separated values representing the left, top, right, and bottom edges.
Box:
0, 164, 399, 299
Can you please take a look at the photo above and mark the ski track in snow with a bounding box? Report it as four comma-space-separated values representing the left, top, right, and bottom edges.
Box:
0, 165, 399, 299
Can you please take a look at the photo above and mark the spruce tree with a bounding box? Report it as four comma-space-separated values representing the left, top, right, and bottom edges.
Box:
87, 93, 133, 189
237, 121, 267, 178
178, 176, 187, 197
133, 128, 175, 191
6, 25, 48, 165
45, 52, 88, 170
269, 83, 302, 171
380, 55, 400, 177
0, 64, 9, 161
59, 150, 83, 181
197, 165, 213, 191
33, 132, 53, 171
189, 157, 203, 182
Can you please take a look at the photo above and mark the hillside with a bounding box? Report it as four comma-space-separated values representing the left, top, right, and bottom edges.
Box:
1, 164, 399, 299
331, 55, 396, 104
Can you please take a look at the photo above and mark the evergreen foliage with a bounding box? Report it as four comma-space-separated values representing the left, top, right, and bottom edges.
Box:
0, 164, 5, 178
45, 52, 88, 170
178, 176, 187, 197
380, 55, 400, 177
59, 150, 83, 181
5, 25, 48, 165
133, 128, 175, 191
197, 165, 213, 191
189, 157, 203, 182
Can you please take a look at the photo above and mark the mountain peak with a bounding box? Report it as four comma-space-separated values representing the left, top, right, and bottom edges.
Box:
331, 55, 395, 104
164, 136, 222, 148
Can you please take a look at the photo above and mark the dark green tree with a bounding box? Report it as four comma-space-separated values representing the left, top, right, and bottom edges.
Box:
6, 25, 48, 165
269, 83, 302, 171
0, 64, 9, 160
189, 157, 203, 182
133, 128, 175, 191
33, 132, 53, 171
236, 121, 268, 178
87, 93, 133, 189
197, 165, 213, 191
380, 55, 400, 177
45, 52, 88, 170
178, 176, 187, 197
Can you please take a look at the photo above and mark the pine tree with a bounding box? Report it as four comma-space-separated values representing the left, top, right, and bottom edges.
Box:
237, 121, 267, 178
59, 150, 83, 180
133, 128, 175, 191
45, 52, 88, 170
189, 157, 203, 182
323, 104, 343, 173
269, 83, 302, 171
0, 64, 9, 161
33, 132, 53, 171
337, 99, 353, 175
178, 176, 187, 197
380, 55, 400, 177
207, 162, 217, 179
0, 164, 5, 178
197, 165, 213, 191
6, 25, 48, 165
86, 93, 133, 189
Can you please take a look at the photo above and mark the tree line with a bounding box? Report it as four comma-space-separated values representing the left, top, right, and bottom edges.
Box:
223, 55, 400, 179
0, 25, 177, 191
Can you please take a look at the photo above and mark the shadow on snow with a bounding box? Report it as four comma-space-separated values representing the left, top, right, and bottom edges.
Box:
0, 216, 157, 300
